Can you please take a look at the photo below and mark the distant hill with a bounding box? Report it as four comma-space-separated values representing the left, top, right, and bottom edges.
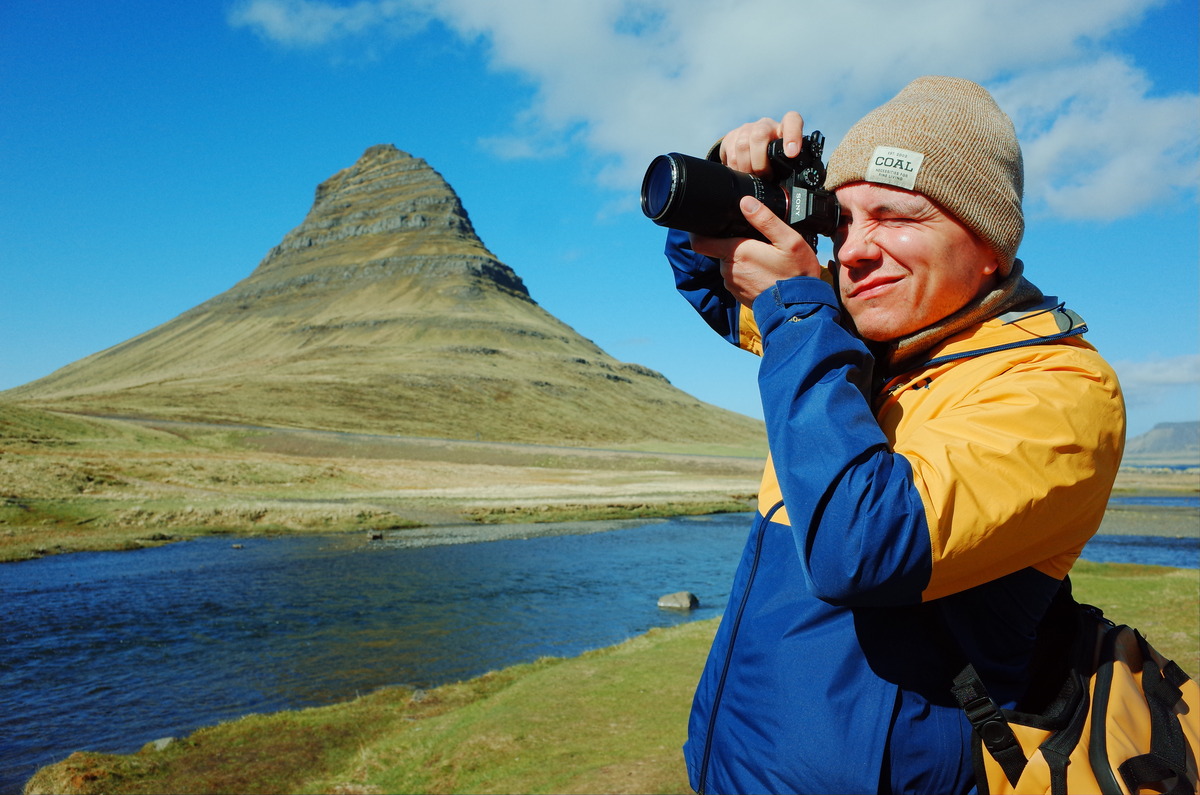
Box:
4, 145, 765, 450
1123, 421, 1200, 467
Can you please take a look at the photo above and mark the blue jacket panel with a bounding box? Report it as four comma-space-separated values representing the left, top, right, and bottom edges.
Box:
685, 508, 978, 795
683, 275, 981, 794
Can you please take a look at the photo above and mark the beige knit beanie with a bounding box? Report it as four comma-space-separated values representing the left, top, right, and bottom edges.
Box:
825, 76, 1024, 275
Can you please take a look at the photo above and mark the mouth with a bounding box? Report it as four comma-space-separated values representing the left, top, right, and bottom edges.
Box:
845, 275, 902, 301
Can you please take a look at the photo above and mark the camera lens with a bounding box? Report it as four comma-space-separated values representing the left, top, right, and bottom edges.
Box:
641, 155, 679, 221
639, 152, 786, 239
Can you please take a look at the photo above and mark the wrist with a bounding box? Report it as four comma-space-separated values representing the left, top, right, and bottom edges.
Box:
752, 276, 840, 335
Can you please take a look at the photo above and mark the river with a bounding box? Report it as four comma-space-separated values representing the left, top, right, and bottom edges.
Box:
1, 510, 1197, 793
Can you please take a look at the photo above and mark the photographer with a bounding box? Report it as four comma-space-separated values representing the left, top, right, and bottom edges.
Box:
662, 77, 1125, 793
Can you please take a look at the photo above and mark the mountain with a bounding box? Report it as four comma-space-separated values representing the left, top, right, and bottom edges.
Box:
5, 144, 764, 448
1123, 421, 1200, 467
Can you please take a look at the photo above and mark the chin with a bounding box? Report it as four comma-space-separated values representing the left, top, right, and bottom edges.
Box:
849, 315, 908, 343
847, 303, 928, 343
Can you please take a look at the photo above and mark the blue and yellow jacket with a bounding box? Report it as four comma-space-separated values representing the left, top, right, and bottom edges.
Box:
667, 229, 1126, 794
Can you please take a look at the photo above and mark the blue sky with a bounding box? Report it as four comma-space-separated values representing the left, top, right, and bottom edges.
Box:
1, 0, 1196, 439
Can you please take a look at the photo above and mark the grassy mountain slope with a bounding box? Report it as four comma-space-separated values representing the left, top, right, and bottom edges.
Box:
6, 145, 764, 448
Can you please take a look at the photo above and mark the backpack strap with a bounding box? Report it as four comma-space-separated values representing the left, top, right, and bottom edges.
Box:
1032, 603, 1102, 795
1112, 632, 1194, 795
945, 577, 1094, 793
950, 664, 1028, 786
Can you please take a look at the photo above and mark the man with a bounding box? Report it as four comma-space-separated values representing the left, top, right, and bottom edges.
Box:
664, 76, 1125, 793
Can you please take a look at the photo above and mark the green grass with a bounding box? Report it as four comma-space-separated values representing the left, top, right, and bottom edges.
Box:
23, 562, 1199, 795
1070, 560, 1200, 674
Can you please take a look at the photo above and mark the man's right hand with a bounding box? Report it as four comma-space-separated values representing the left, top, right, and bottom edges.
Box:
718, 111, 806, 175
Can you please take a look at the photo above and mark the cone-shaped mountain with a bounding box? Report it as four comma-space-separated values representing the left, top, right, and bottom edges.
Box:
6, 144, 764, 446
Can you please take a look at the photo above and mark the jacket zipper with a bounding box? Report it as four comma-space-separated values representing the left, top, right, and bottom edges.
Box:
697, 500, 786, 794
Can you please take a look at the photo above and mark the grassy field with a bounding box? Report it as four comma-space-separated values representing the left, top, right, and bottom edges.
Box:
0, 404, 765, 562
21, 561, 1199, 795
4, 404, 1196, 564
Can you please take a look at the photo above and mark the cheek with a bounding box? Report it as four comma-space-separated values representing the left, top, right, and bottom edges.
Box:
882, 227, 921, 256
835, 265, 854, 301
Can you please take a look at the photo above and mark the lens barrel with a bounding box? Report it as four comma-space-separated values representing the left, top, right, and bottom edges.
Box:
639, 152, 787, 239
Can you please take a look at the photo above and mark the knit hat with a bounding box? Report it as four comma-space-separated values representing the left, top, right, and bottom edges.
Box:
825, 76, 1024, 275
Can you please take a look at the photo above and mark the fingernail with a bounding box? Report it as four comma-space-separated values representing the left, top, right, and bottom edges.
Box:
785, 141, 800, 157
742, 196, 762, 212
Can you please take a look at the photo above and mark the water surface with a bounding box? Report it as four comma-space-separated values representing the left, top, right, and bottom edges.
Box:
1, 514, 747, 792
1, 511, 1196, 793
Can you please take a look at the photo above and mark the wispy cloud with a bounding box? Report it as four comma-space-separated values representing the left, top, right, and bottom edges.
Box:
228, 0, 1197, 220
1113, 354, 1200, 410
991, 58, 1199, 220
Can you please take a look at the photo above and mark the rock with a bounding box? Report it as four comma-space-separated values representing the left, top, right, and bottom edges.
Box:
231, 543, 244, 549
149, 737, 174, 752
368, 530, 384, 540
657, 591, 699, 610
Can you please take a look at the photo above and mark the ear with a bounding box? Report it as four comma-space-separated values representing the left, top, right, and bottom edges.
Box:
980, 252, 1002, 278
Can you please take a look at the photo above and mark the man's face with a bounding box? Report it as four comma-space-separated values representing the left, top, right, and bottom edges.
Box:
832, 182, 1001, 342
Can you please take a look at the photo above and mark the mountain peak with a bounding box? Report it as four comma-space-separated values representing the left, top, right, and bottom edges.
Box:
244, 142, 523, 295
5, 146, 764, 448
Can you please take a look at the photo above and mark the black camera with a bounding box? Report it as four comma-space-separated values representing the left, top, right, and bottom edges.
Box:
640, 131, 840, 252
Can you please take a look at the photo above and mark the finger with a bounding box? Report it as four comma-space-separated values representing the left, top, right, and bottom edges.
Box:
688, 231, 737, 262
747, 118, 779, 174
719, 127, 746, 169
739, 195, 791, 243
720, 128, 748, 174
779, 111, 805, 159
722, 118, 780, 174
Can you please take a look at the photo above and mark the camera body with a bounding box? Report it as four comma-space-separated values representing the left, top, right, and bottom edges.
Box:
641, 131, 840, 252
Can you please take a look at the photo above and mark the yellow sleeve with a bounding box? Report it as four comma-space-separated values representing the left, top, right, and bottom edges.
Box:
897, 344, 1126, 601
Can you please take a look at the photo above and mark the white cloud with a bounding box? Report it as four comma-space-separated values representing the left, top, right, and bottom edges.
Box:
1113, 354, 1200, 416
1115, 354, 1200, 387
229, 0, 1197, 218
990, 58, 1200, 220
228, 0, 424, 47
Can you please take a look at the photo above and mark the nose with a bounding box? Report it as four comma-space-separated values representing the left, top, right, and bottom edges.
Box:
834, 220, 880, 268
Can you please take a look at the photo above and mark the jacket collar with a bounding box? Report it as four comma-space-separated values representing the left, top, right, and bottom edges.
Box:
880, 258, 1052, 371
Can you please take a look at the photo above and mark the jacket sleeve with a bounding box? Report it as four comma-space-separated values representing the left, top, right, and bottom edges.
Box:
752, 276, 934, 606
665, 228, 762, 354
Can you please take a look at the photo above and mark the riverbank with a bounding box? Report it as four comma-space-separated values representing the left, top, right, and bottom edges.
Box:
9, 410, 1197, 794
21, 560, 1199, 795
4, 409, 1197, 562
0, 410, 765, 562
